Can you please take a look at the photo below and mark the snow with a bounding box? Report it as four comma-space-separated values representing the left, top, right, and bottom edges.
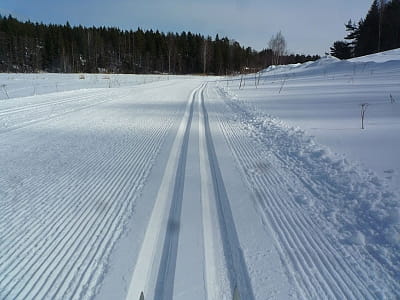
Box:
222, 50, 400, 192
215, 50, 400, 297
0, 73, 179, 100
349, 48, 400, 63
0, 49, 399, 300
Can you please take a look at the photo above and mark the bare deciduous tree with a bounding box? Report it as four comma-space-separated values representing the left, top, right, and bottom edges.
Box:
269, 31, 287, 65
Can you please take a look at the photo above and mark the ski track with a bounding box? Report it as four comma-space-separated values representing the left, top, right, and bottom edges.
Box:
0, 88, 177, 299
2, 76, 397, 299
153, 83, 197, 299
0, 90, 109, 116
213, 84, 398, 299
125, 84, 203, 300
199, 85, 255, 300
127, 83, 255, 300
0, 89, 128, 134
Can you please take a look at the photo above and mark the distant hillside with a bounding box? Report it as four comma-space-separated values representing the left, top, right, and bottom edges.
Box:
0, 15, 319, 74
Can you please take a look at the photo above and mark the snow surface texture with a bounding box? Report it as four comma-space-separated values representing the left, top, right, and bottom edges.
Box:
0, 73, 181, 100
222, 50, 400, 193
0, 50, 399, 300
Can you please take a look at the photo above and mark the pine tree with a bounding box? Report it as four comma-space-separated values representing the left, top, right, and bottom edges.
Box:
330, 41, 352, 59
356, 0, 380, 56
381, 0, 400, 50
338, 0, 400, 58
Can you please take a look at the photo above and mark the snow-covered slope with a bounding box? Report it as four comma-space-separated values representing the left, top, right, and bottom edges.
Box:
215, 49, 400, 297
350, 48, 400, 63
222, 49, 400, 192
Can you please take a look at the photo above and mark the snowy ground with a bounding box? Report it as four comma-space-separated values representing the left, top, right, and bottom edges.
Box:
0, 73, 177, 100
220, 49, 400, 192
0, 51, 399, 300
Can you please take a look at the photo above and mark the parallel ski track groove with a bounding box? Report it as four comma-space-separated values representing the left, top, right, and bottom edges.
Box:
2, 129, 164, 299
0, 125, 161, 260
32, 133, 156, 300
153, 83, 200, 300
0, 90, 128, 135
0, 94, 176, 299
201, 85, 255, 300
242, 95, 393, 293
257, 164, 375, 295
0, 137, 131, 250
214, 87, 376, 289
270, 144, 399, 290
216, 87, 381, 299
0, 127, 134, 223
219, 118, 350, 298
0, 90, 111, 116
125, 83, 203, 300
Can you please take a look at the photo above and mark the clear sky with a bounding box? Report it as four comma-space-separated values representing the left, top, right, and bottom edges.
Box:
0, 0, 371, 55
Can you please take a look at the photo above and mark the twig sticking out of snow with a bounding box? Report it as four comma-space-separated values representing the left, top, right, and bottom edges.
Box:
1, 84, 9, 99
279, 75, 287, 94
360, 103, 369, 129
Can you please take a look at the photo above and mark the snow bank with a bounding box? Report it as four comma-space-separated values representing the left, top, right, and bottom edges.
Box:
349, 48, 400, 63
224, 48, 400, 191
217, 49, 400, 287
216, 88, 400, 297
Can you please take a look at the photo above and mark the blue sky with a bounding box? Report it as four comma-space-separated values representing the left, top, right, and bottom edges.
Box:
1, 0, 370, 55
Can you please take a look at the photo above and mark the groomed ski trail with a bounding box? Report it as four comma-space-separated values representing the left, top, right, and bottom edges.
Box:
211, 83, 400, 299
0, 80, 200, 300
126, 83, 256, 300
125, 84, 204, 300
3, 75, 397, 299
199, 85, 255, 300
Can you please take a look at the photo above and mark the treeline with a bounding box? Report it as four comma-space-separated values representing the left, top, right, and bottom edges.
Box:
0, 15, 319, 74
330, 0, 400, 59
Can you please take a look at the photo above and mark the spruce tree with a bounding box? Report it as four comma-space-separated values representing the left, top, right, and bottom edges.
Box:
330, 41, 352, 59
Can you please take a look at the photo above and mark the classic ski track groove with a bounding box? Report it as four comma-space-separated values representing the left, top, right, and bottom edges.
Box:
3, 79, 395, 299
125, 84, 203, 300
153, 84, 201, 299
224, 85, 400, 293
215, 85, 391, 299
200, 85, 255, 300
127, 82, 254, 299
0, 90, 176, 299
